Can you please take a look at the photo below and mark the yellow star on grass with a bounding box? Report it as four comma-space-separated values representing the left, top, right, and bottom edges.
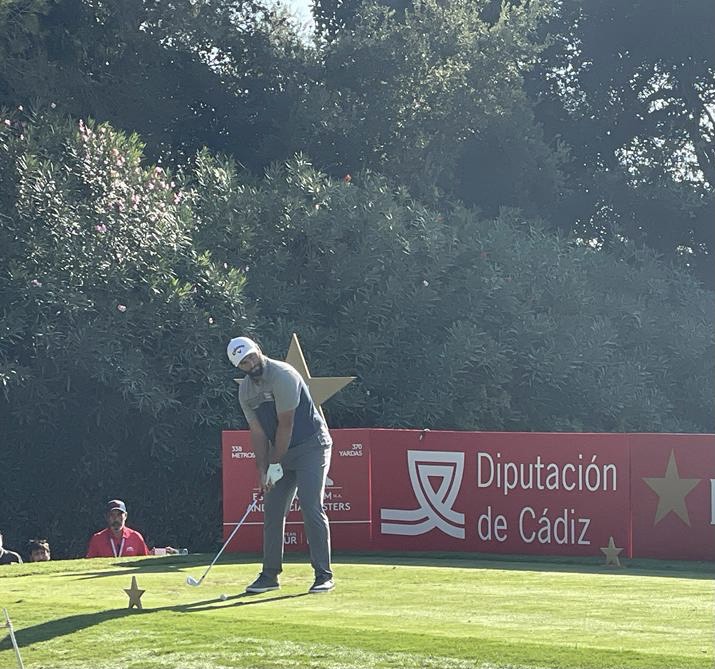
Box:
600, 536, 623, 567
124, 575, 145, 609
643, 450, 700, 526
285, 333, 355, 421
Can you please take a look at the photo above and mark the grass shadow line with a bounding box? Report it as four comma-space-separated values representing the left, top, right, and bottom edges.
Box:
55, 555, 212, 581
0, 592, 309, 650
331, 551, 715, 580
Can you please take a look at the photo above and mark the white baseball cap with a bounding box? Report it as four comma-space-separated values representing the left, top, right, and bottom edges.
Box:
227, 336, 260, 367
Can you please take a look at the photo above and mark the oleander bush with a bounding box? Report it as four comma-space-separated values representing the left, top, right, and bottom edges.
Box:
0, 112, 250, 556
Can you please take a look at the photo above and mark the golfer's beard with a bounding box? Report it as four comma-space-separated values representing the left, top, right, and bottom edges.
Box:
247, 362, 264, 378
110, 521, 123, 531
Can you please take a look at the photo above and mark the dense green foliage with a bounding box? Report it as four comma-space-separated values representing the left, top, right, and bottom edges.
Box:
300, 0, 565, 215
0, 0, 311, 166
530, 0, 715, 285
2, 0, 711, 281
0, 112, 250, 555
0, 0, 712, 556
191, 152, 713, 433
311, 0, 715, 285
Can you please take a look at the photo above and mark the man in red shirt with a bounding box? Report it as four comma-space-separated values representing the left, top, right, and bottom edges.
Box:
86, 500, 150, 558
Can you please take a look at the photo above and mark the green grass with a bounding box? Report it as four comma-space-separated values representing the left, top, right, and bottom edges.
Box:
1, 553, 712, 669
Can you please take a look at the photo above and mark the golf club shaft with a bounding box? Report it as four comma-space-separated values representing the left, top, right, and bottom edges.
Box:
196, 497, 259, 584
3, 608, 25, 669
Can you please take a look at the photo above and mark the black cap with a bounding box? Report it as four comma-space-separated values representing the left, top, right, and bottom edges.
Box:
106, 499, 127, 513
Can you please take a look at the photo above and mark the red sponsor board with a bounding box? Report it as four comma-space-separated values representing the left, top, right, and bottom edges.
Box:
629, 434, 715, 560
370, 430, 631, 557
221, 430, 371, 553
222, 428, 715, 560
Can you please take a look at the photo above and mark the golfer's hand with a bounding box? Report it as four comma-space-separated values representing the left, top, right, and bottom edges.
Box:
266, 463, 283, 487
259, 470, 270, 493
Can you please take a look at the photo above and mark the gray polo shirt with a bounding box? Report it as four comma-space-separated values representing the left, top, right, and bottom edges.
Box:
238, 358, 331, 448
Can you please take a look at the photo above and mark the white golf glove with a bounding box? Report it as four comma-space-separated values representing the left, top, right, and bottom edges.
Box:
266, 463, 284, 486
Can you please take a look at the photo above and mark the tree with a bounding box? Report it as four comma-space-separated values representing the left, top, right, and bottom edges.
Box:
189, 151, 715, 433
0, 109, 250, 555
310, 0, 714, 286
528, 0, 714, 285
297, 0, 566, 216
313, 0, 411, 40
0, 0, 313, 168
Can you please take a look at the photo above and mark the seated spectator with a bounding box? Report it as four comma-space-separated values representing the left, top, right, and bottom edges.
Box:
86, 499, 150, 558
0, 531, 23, 564
85, 499, 177, 558
27, 538, 51, 562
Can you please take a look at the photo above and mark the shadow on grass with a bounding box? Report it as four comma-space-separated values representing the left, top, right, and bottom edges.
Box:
331, 551, 715, 580
0, 592, 308, 651
33, 551, 715, 584
53, 553, 260, 581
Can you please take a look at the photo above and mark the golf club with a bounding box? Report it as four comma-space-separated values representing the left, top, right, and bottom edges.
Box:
185, 497, 260, 587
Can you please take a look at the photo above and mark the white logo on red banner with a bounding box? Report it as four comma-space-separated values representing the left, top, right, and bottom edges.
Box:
380, 450, 465, 538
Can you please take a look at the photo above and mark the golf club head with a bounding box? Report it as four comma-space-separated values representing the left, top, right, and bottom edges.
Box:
186, 575, 201, 587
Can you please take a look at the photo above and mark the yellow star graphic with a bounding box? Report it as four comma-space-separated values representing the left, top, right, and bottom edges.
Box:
643, 450, 700, 526
600, 536, 623, 567
284, 333, 355, 422
123, 575, 145, 609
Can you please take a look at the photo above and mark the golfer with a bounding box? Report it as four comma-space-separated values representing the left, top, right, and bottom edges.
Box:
227, 336, 335, 594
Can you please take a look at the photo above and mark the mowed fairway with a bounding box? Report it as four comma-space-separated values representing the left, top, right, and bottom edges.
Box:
0, 553, 712, 669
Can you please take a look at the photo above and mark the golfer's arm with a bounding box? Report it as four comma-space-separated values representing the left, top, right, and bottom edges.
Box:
271, 410, 295, 464
248, 421, 270, 475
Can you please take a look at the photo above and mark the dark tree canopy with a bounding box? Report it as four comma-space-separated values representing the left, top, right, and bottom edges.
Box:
0, 0, 313, 167
528, 0, 714, 285
311, 0, 715, 285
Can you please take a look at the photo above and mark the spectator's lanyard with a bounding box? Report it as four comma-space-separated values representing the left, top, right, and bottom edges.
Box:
110, 537, 125, 557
